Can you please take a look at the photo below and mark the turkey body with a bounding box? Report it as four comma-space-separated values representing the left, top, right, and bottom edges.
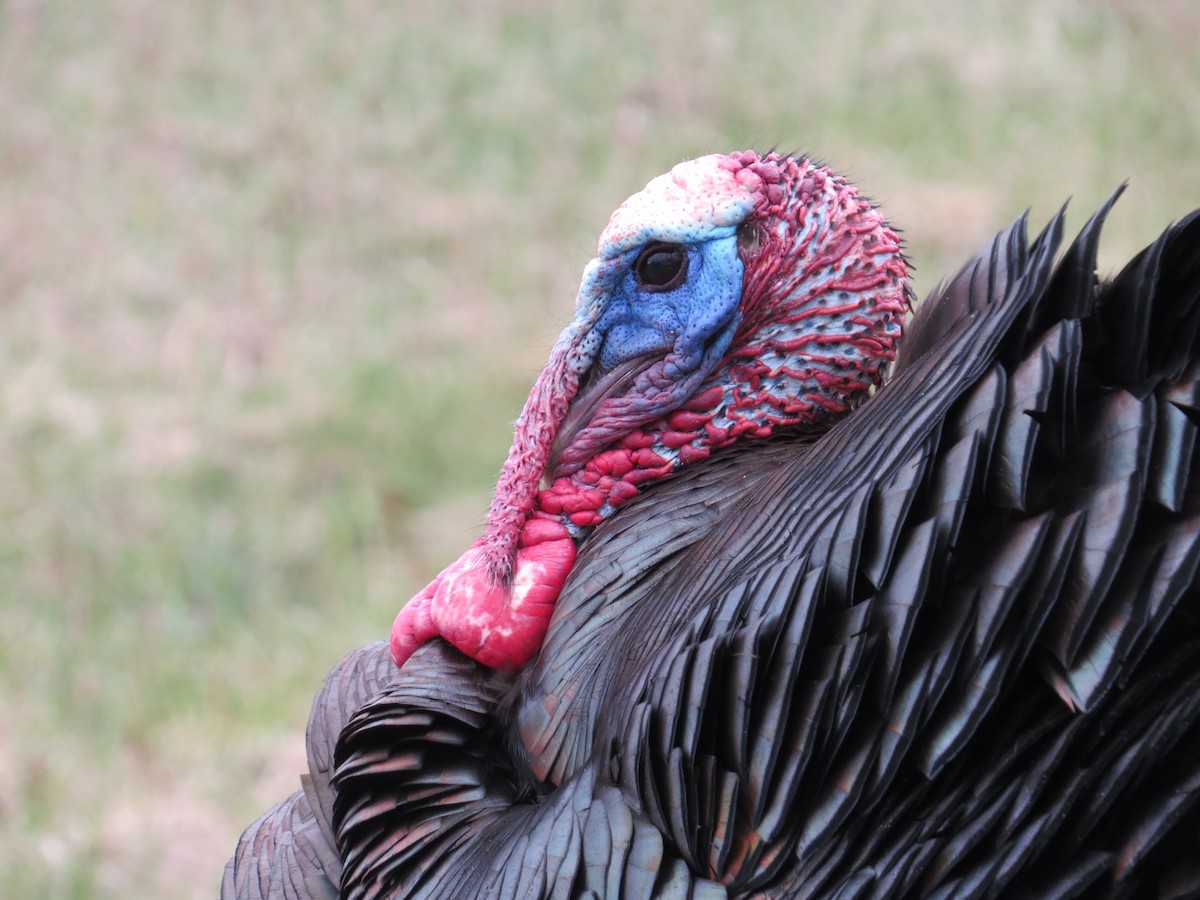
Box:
224, 193, 1200, 899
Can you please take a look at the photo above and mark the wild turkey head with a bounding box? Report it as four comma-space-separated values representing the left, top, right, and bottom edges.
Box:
391, 151, 911, 671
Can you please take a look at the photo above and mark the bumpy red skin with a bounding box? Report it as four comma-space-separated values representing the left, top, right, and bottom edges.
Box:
391, 152, 910, 672
389, 517, 575, 671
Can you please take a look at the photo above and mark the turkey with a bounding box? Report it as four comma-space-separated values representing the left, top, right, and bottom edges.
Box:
223, 151, 1200, 899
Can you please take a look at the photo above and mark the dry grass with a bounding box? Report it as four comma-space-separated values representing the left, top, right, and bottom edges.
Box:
0, 1, 1197, 895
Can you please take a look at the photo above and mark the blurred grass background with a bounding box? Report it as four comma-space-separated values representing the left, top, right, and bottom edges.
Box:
0, 0, 1197, 895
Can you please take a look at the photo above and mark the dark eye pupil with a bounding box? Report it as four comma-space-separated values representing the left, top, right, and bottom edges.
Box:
643, 252, 677, 282
634, 243, 687, 291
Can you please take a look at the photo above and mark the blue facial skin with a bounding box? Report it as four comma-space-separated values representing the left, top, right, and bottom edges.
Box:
594, 230, 745, 380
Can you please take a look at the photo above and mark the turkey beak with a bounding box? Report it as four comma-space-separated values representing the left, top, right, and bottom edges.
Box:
545, 350, 664, 482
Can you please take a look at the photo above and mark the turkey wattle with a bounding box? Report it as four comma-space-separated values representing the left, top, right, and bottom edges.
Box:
390, 152, 910, 672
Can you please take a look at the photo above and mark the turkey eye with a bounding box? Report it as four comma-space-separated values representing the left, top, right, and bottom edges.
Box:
633, 243, 688, 291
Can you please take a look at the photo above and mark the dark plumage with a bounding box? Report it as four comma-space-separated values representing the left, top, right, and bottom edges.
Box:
224, 174, 1200, 898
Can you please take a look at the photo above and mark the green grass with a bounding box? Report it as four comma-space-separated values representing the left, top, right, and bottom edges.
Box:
0, 1, 1197, 895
